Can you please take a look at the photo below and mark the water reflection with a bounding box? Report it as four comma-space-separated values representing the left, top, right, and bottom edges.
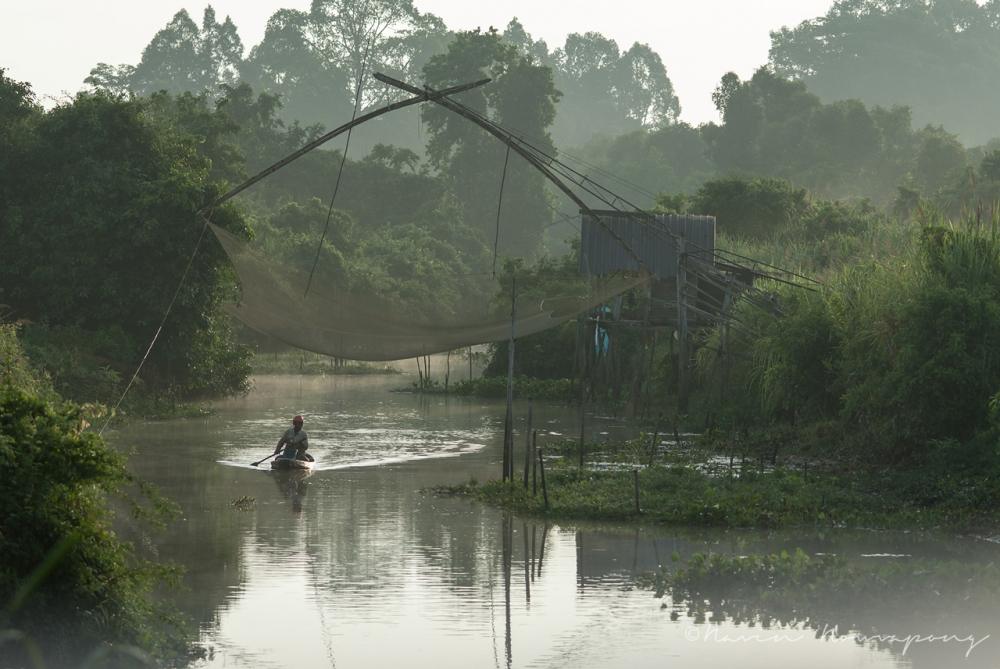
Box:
116, 375, 1000, 668
271, 470, 311, 513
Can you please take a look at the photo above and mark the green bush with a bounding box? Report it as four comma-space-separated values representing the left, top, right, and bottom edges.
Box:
0, 383, 188, 665
0, 324, 50, 398
707, 214, 1000, 465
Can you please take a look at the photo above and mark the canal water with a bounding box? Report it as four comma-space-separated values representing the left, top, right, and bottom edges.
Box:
126, 374, 1000, 668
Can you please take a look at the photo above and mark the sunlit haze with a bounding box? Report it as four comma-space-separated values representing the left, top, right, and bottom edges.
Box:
2, 0, 833, 124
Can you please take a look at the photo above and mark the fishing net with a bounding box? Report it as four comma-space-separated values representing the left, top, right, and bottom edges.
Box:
210, 224, 649, 361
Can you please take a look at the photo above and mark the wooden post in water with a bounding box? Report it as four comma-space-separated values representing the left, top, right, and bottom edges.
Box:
676, 237, 690, 413
531, 430, 538, 495
537, 523, 549, 577
502, 276, 517, 481
576, 531, 585, 591
633, 469, 641, 514
578, 311, 588, 469
522, 401, 533, 489
530, 524, 537, 581
468, 346, 473, 382
538, 446, 549, 510
523, 521, 530, 604
647, 421, 660, 466
502, 513, 512, 668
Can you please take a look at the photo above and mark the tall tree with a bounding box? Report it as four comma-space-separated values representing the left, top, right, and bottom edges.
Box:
242, 8, 352, 129
549, 32, 680, 148
702, 67, 934, 202
422, 29, 559, 258
0, 86, 251, 396
128, 7, 244, 95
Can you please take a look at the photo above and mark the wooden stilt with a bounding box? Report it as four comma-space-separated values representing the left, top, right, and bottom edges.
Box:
523, 401, 533, 489
676, 238, 690, 413
503, 276, 517, 481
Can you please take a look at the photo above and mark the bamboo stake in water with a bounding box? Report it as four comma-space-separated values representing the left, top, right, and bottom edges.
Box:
537, 523, 549, 577
523, 401, 533, 489
531, 430, 538, 495
523, 521, 531, 604
538, 446, 549, 510
503, 276, 517, 481
633, 469, 641, 514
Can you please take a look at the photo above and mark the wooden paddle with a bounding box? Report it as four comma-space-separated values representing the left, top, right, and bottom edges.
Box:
251, 452, 278, 467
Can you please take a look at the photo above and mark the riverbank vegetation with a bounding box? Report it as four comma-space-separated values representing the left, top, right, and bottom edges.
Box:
250, 349, 400, 376
445, 205, 1000, 530
440, 428, 1000, 533
0, 326, 193, 666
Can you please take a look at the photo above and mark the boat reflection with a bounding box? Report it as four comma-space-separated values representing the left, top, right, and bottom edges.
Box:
271, 469, 312, 512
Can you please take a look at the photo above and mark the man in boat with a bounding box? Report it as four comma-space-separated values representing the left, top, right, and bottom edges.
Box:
274, 415, 310, 460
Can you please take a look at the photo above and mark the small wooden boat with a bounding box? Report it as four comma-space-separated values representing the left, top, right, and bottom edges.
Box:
271, 456, 315, 471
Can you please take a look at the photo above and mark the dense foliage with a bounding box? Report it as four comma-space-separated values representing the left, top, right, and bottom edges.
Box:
0, 326, 187, 665
686, 210, 1000, 472
0, 69, 252, 402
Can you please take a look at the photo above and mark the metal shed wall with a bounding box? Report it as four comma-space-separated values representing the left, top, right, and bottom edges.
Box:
579, 211, 716, 279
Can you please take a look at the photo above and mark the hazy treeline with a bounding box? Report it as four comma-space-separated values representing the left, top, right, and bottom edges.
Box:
85, 0, 1000, 214
771, 0, 1000, 145
86, 2, 676, 155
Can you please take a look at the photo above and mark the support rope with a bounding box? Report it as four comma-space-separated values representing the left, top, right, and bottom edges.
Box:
98, 218, 209, 435
304, 35, 375, 298
492, 143, 512, 278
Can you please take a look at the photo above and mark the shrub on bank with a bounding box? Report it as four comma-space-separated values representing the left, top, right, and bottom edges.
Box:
443, 375, 576, 401
0, 327, 190, 666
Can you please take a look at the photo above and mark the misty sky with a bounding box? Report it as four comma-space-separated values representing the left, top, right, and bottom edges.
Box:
1, 0, 833, 125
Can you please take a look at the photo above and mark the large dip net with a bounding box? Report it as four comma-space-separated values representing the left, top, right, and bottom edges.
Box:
211, 224, 648, 361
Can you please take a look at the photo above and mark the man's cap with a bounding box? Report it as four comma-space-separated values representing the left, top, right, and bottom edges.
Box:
292, 415, 304, 424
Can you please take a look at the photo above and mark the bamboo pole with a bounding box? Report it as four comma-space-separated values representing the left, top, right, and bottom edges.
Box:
537, 523, 549, 578
676, 237, 690, 413
503, 276, 517, 481
538, 447, 549, 510
530, 524, 537, 581
531, 430, 538, 495
633, 469, 641, 514
523, 521, 531, 604
502, 513, 512, 668
647, 421, 660, 466
522, 401, 533, 489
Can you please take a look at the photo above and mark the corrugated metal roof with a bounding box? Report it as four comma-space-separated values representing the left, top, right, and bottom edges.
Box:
579, 211, 716, 279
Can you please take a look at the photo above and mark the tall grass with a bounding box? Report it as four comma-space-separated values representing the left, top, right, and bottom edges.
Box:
704, 210, 1000, 465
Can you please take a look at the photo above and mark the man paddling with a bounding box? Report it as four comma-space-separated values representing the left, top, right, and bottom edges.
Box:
274, 415, 310, 460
